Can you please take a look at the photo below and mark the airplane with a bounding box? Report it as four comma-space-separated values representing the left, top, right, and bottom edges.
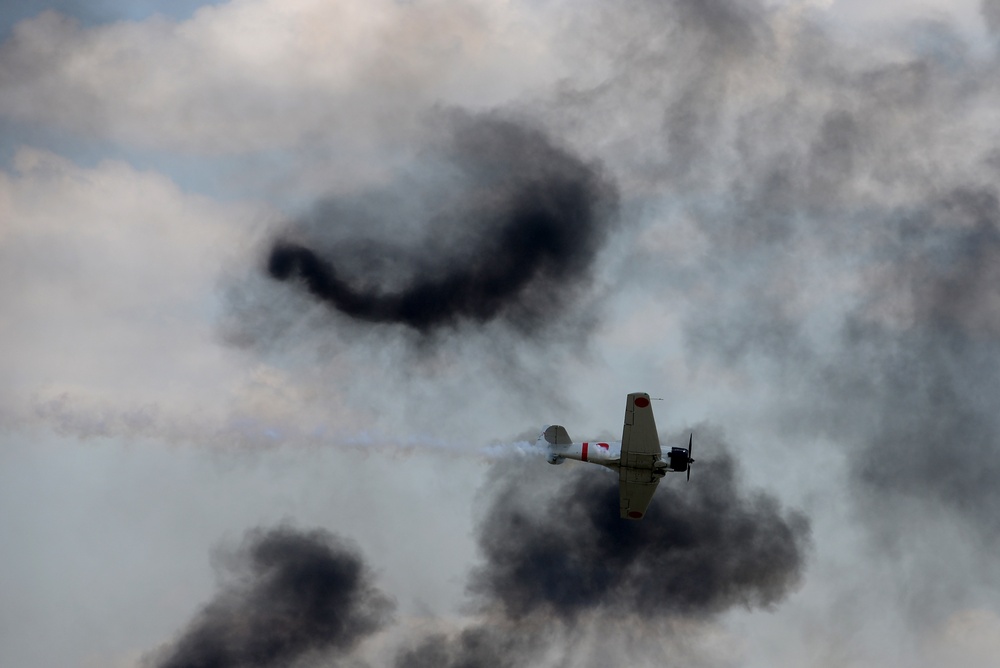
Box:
538, 392, 693, 520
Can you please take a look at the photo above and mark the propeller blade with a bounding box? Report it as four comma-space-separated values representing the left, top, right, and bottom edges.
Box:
687, 432, 693, 481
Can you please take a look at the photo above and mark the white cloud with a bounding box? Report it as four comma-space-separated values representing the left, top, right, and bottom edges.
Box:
0, 1, 566, 155
0, 148, 257, 427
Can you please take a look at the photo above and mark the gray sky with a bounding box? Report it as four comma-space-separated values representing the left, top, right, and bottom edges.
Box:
3, 1, 1000, 666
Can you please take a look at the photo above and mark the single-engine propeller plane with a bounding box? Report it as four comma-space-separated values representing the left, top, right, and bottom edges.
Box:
539, 392, 693, 520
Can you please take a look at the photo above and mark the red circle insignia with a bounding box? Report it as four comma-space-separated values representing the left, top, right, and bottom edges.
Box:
628, 511, 643, 519
634, 397, 650, 408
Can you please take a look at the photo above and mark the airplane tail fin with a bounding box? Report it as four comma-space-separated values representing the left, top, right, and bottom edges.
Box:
539, 425, 572, 465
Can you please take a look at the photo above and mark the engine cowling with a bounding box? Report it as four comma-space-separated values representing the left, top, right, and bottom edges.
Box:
667, 447, 691, 472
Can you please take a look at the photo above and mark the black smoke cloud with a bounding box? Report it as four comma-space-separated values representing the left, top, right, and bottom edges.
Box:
394, 435, 810, 667
266, 112, 617, 334
144, 526, 394, 668
470, 435, 809, 621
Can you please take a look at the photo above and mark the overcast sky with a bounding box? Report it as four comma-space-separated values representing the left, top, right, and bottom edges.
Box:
3, 1, 1000, 667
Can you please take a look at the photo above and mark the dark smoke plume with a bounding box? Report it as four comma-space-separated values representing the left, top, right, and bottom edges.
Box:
391, 436, 810, 667
144, 526, 393, 668
266, 113, 617, 333
471, 433, 810, 621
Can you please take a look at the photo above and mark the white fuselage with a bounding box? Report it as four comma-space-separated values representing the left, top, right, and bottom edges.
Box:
541, 436, 674, 474
564, 441, 622, 468
547, 440, 623, 468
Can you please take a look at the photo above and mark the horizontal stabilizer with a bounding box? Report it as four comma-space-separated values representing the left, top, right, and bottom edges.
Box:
542, 425, 573, 445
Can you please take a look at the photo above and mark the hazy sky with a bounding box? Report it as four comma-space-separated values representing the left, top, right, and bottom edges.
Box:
3, 1, 1000, 667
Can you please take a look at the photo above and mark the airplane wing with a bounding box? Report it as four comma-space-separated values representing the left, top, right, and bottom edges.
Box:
619, 392, 662, 520
620, 392, 660, 464
620, 469, 660, 520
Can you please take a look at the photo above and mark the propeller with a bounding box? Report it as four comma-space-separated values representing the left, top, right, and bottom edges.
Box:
687, 432, 695, 481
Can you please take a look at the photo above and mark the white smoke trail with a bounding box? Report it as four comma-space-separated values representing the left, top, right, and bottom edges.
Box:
25, 390, 545, 460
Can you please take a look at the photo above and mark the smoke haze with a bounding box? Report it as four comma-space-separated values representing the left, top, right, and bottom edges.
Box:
6, 0, 1000, 667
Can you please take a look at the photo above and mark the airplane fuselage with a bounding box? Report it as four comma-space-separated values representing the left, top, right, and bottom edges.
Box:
550, 440, 622, 467
547, 440, 674, 474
